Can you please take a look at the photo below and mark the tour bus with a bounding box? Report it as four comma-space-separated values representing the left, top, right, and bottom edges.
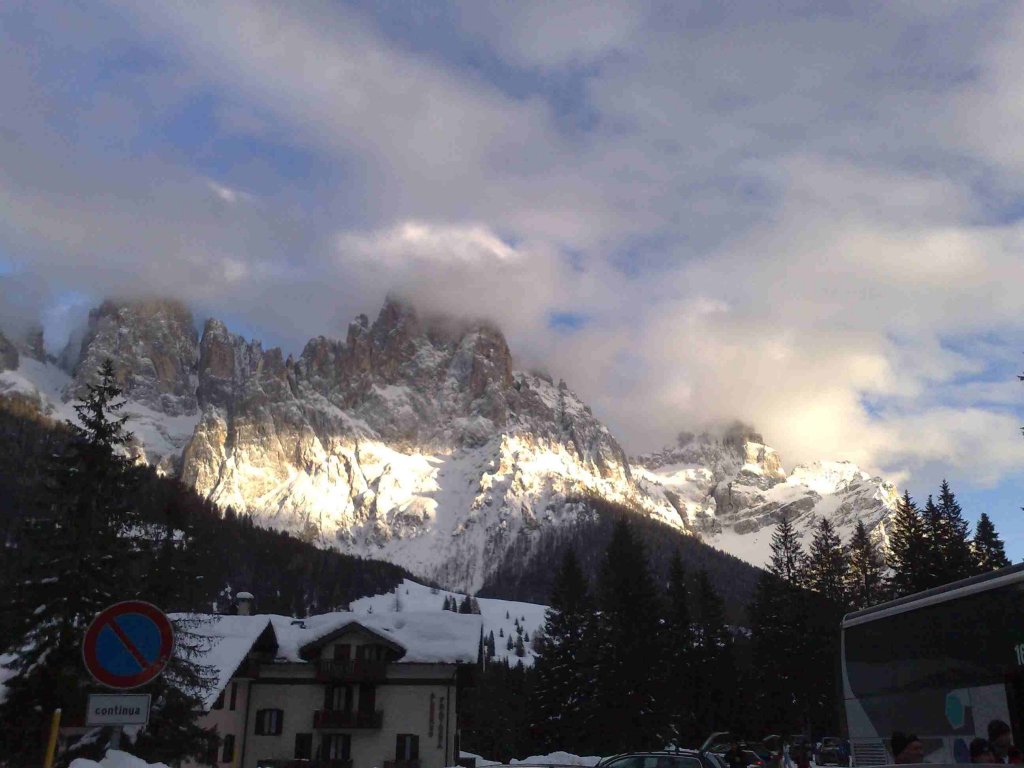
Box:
841, 563, 1024, 766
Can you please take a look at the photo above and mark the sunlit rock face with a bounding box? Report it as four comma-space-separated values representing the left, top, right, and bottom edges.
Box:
62, 299, 199, 417
634, 427, 898, 567
20, 296, 898, 589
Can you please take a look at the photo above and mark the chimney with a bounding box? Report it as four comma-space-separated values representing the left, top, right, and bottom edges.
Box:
235, 591, 255, 616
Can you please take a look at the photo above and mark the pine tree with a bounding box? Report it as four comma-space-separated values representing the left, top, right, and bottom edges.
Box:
769, 515, 807, 585
587, 519, 667, 754
515, 636, 526, 657
748, 517, 812, 734
846, 521, 886, 610
691, 569, 735, 739
0, 361, 143, 763
920, 494, 945, 589
0, 361, 214, 765
936, 480, 975, 583
805, 517, 848, 610
887, 491, 928, 597
530, 549, 593, 752
664, 551, 697, 745
973, 512, 1011, 573
507, 636, 514, 651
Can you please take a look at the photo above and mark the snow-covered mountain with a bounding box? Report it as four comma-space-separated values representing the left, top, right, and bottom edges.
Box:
0, 297, 899, 588
634, 425, 899, 566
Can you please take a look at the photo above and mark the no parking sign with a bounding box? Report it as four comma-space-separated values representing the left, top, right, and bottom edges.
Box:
82, 601, 174, 689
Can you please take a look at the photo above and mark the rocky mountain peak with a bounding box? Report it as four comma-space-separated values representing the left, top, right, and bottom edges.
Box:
65, 298, 199, 416
0, 330, 18, 372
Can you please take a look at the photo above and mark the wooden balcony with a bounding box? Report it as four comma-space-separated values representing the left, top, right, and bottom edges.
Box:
384, 761, 421, 768
315, 659, 388, 682
313, 709, 384, 729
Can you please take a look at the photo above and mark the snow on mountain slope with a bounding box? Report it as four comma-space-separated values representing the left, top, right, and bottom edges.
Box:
349, 579, 547, 667
0, 297, 900, 584
0, 356, 198, 471
636, 428, 898, 567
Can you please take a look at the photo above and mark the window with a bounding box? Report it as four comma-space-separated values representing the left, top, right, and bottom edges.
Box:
396, 734, 420, 761
211, 689, 225, 710
323, 734, 351, 761
229, 682, 238, 711
295, 733, 313, 760
327, 684, 353, 712
221, 734, 235, 764
255, 708, 283, 736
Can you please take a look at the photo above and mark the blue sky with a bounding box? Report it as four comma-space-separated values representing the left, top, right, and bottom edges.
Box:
0, 1, 1022, 555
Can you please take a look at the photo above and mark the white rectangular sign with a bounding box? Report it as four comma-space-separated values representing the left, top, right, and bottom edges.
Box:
86, 693, 151, 726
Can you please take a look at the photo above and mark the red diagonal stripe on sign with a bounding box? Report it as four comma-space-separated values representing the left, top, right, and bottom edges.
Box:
107, 617, 152, 673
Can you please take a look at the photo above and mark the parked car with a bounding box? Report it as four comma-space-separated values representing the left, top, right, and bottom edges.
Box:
599, 749, 727, 768
816, 737, 848, 766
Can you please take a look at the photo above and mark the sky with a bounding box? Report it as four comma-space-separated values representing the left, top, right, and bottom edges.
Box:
0, 1, 1022, 553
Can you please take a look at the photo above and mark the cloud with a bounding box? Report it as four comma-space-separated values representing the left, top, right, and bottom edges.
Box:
0, 0, 1021, 501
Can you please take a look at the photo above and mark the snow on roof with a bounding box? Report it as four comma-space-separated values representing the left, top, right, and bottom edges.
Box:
235, 591, 254, 600
175, 609, 482, 709
271, 610, 483, 664
176, 615, 272, 709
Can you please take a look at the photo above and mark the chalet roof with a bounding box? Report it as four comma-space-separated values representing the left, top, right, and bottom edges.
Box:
173, 610, 482, 709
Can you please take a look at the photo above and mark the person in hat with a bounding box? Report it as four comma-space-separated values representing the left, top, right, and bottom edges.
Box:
892, 732, 924, 764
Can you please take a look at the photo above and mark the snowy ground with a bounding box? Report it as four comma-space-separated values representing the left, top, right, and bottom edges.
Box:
69, 751, 170, 768
350, 579, 548, 666
462, 752, 602, 767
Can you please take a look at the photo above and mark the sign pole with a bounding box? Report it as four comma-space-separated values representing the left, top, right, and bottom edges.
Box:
110, 726, 121, 751
42, 708, 61, 768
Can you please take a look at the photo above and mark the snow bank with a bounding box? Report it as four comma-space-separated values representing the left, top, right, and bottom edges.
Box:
511, 753, 603, 766
69, 750, 170, 768
457, 751, 602, 767
459, 752, 501, 767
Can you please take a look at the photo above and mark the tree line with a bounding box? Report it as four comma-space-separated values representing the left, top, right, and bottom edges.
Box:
464, 481, 1013, 760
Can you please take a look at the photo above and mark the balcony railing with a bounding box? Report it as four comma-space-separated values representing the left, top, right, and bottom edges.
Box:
315, 659, 388, 682
384, 760, 421, 768
313, 709, 384, 729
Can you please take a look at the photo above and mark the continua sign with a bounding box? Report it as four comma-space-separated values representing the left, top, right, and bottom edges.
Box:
86, 693, 151, 726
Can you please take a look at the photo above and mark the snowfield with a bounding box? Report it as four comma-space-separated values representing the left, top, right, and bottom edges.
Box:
350, 579, 548, 666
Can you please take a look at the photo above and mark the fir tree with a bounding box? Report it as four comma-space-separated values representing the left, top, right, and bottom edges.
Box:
507, 635, 514, 651
515, 636, 526, 657
920, 494, 945, 589
530, 549, 593, 752
0, 361, 214, 765
846, 521, 886, 610
748, 518, 812, 733
1, 361, 143, 763
887, 491, 928, 597
587, 519, 667, 754
973, 512, 1011, 573
769, 515, 807, 585
805, 517, 848, 610
664, 551, 697, 745
691, 569, 735, 738
936, 480, 975, 583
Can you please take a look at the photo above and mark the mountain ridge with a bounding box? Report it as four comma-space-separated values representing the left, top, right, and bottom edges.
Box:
0, 296, 900, 589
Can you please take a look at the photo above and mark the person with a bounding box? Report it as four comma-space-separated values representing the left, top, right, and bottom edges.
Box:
971, 738, 996, 764
891, 732, 925, 764
793, 742, 811, 768
723, 743, 746, 768
989, 720, 1023, 764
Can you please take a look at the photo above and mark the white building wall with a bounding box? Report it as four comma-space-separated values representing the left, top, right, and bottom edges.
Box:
186, 631, 464, 768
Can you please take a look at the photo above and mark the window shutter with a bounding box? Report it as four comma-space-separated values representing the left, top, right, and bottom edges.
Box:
222, 734, 235, 763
